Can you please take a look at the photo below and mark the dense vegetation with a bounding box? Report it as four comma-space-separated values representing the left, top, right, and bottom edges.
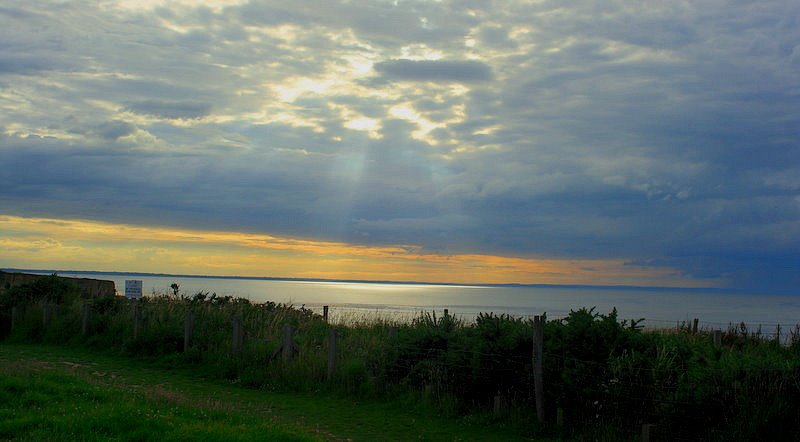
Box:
2, 276, 800, 440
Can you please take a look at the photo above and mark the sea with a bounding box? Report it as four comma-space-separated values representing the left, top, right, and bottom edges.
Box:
19, 270, 800, 335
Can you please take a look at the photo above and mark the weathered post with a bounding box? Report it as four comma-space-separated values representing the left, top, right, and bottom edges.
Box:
692, 318, 699, 334
713, 329, 722, 348
443, 308, 449, 317
642, 423, 655, 442
282, 325, 295, 362
42, 303, 51, 328
232, 315, 243, 354
323, 305, 329, 323
81, 302, 90, 336
493, 392, 506, 414
183, 309, 194, 352
533, 315, 545, 423
133, 302, 142, 339
327, 328, 338, 380
11, 307, 18, 333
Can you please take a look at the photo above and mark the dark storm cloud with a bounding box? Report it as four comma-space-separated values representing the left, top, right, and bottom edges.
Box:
0, 6, 40, 20
126, 100, 213, 120
477, 26, 517, 49
234, 2, 309, 26
92, 121, 136, 140
0, 56, 65, 75
373, 59, 493, 83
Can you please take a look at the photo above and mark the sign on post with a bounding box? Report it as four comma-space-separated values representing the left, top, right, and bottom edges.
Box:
125, 280, 143, 299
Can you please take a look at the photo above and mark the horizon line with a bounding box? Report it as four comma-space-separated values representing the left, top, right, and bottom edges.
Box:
2, 267, 763, 294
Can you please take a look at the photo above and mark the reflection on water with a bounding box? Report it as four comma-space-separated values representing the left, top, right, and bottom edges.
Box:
46, 272, 800, 332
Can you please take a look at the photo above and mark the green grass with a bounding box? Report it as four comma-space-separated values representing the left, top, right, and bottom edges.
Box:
0, 349, 318, 441
0, 344, 532, 441
3, 280, 800, 440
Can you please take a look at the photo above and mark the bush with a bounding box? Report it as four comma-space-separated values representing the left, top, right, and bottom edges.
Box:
0, 275, 83, 308
4, 285, 800, 441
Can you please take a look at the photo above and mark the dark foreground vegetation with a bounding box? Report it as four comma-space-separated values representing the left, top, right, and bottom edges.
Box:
2, 275, 800, 441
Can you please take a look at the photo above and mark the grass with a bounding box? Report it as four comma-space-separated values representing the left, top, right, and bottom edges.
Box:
0, 347, 319, 441
3, 278, 800, 440
0, 344, 531, 441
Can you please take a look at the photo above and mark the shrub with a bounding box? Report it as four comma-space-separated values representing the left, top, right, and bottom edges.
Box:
0, 275, 83, 307
4, 285, 800, 441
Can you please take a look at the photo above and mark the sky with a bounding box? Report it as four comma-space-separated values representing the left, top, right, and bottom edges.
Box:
1, 0, 799, 292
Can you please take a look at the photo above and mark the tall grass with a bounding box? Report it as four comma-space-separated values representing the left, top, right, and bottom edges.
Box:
2, 279, 800, 440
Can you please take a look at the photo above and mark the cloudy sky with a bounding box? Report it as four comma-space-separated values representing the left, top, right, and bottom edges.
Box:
1, 0, 799, 291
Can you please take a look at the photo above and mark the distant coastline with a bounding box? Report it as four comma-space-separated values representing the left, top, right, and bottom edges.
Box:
1, 267, 749, 294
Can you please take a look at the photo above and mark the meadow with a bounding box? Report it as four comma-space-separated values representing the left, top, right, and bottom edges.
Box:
2, 275, 800, 440
0, 347, 318, 442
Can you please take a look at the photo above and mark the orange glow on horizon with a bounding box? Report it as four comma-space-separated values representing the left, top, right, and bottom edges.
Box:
0, 215, 723, 288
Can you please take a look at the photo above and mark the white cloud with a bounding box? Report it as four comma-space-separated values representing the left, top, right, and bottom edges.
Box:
1, 0, 799, 290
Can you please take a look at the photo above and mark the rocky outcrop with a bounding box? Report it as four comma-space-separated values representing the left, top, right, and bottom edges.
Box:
0, 271, 116, 298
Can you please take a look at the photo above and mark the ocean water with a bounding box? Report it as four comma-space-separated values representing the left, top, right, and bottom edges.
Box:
40, 271, 800, 334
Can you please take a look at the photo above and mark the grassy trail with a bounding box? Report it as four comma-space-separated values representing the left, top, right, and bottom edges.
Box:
0, 344, 529, 441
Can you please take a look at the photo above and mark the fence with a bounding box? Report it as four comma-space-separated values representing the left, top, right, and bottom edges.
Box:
309, 305, 800, 346
4, 298, 800, 441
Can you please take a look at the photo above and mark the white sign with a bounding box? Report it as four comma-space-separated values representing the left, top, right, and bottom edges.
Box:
125, 280, 143, 299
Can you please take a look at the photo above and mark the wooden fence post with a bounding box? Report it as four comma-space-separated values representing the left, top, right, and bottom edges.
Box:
493, 392, 506, 414
533, 315, 545, 423
183, 310, 194, 352
81, 302, 90, 336
713, 329, 722, 348
133, 302, 142, 339
692, 318, 699, 334
323, 306, 329, 323
42, 304, 51, 328
642, 423, 655, 442
327, 328, 338, 380
443, 308, 449, 317
282, 325, 295, 362
232, 315, 243, 354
